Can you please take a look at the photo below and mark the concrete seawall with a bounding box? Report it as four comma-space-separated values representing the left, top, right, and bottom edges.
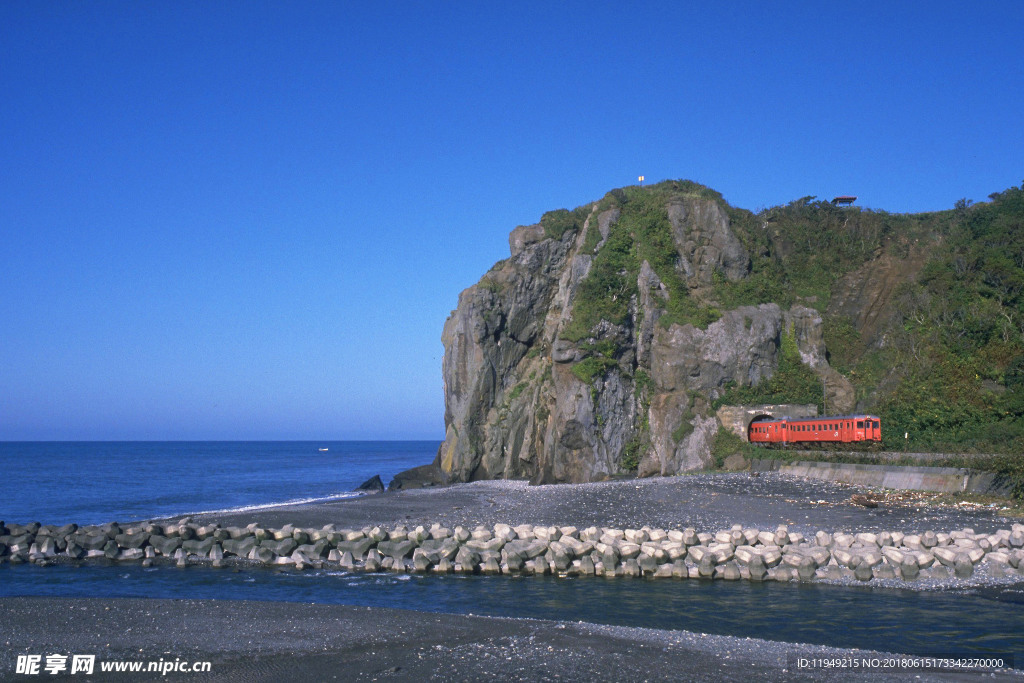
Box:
751, 460, 1013, 496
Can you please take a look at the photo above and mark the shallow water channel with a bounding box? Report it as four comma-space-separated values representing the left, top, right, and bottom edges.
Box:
3, 563, 1023, 662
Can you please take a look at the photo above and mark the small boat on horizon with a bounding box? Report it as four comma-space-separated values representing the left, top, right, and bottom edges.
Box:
318, 447, 329, 452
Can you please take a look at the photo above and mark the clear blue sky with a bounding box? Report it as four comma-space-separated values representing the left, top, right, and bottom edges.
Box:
2, 2, 1022, 440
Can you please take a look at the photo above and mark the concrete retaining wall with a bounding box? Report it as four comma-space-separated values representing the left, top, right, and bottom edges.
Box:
792, 450, 1005, 463
751, 460, 1013, 496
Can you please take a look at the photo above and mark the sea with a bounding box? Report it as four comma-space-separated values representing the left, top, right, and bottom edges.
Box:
2, 441, 1023, 663
0, 441, 435, 525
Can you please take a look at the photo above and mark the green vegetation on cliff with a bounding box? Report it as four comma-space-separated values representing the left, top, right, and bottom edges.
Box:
874, 185, 1024, 453
554, 178, 1024, 458
561, 180, 945, 345
563, 181, 723, 343
716, 197, 942, 310
541, 206, 591, 240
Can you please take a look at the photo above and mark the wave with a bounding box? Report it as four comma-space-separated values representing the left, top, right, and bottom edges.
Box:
186, 491, 363, 517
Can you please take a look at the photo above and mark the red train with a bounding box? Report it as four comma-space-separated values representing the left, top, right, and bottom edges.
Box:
747, 414, 882, 446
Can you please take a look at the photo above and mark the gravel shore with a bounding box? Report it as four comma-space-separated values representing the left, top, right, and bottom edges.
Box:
196, 472, 1016, 536
2, 597, 1018, 682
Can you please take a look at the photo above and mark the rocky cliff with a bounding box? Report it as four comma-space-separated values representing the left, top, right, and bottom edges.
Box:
431, 181, 871, 485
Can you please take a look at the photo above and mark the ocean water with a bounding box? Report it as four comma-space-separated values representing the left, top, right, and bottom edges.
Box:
0, 441, 437, 525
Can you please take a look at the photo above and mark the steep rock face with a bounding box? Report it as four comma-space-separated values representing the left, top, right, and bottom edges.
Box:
651, 305, 783, 395
439, 228, 576, 481
667, 199, 750, 282
435, 185, 857, 485
783, 306, 856, 414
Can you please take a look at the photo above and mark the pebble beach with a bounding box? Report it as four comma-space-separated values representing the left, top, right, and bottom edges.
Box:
3, 473, 1024, 680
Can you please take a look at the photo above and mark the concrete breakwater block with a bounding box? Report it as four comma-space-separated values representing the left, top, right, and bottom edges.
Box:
2, 518, 1023, 585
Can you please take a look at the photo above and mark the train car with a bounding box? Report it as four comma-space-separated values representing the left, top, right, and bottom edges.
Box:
747, 415, 881, 446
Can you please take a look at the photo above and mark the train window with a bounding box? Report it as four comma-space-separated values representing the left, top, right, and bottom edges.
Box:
857, 421, 864, 429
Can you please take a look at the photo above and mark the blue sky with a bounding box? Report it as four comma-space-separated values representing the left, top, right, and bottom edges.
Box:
2, 2, 1022, 440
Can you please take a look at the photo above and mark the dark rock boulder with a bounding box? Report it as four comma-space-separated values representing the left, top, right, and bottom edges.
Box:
355, 475, 385, 493
389, 463, 445, 491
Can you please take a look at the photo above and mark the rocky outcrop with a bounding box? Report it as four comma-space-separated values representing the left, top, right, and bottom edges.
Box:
431, 184, 860, 485
388, 464, 445, 491
356, 475, 385, 492
783, 306, 856, 413
667, 199, 749, 283
651, 305, 784, 395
